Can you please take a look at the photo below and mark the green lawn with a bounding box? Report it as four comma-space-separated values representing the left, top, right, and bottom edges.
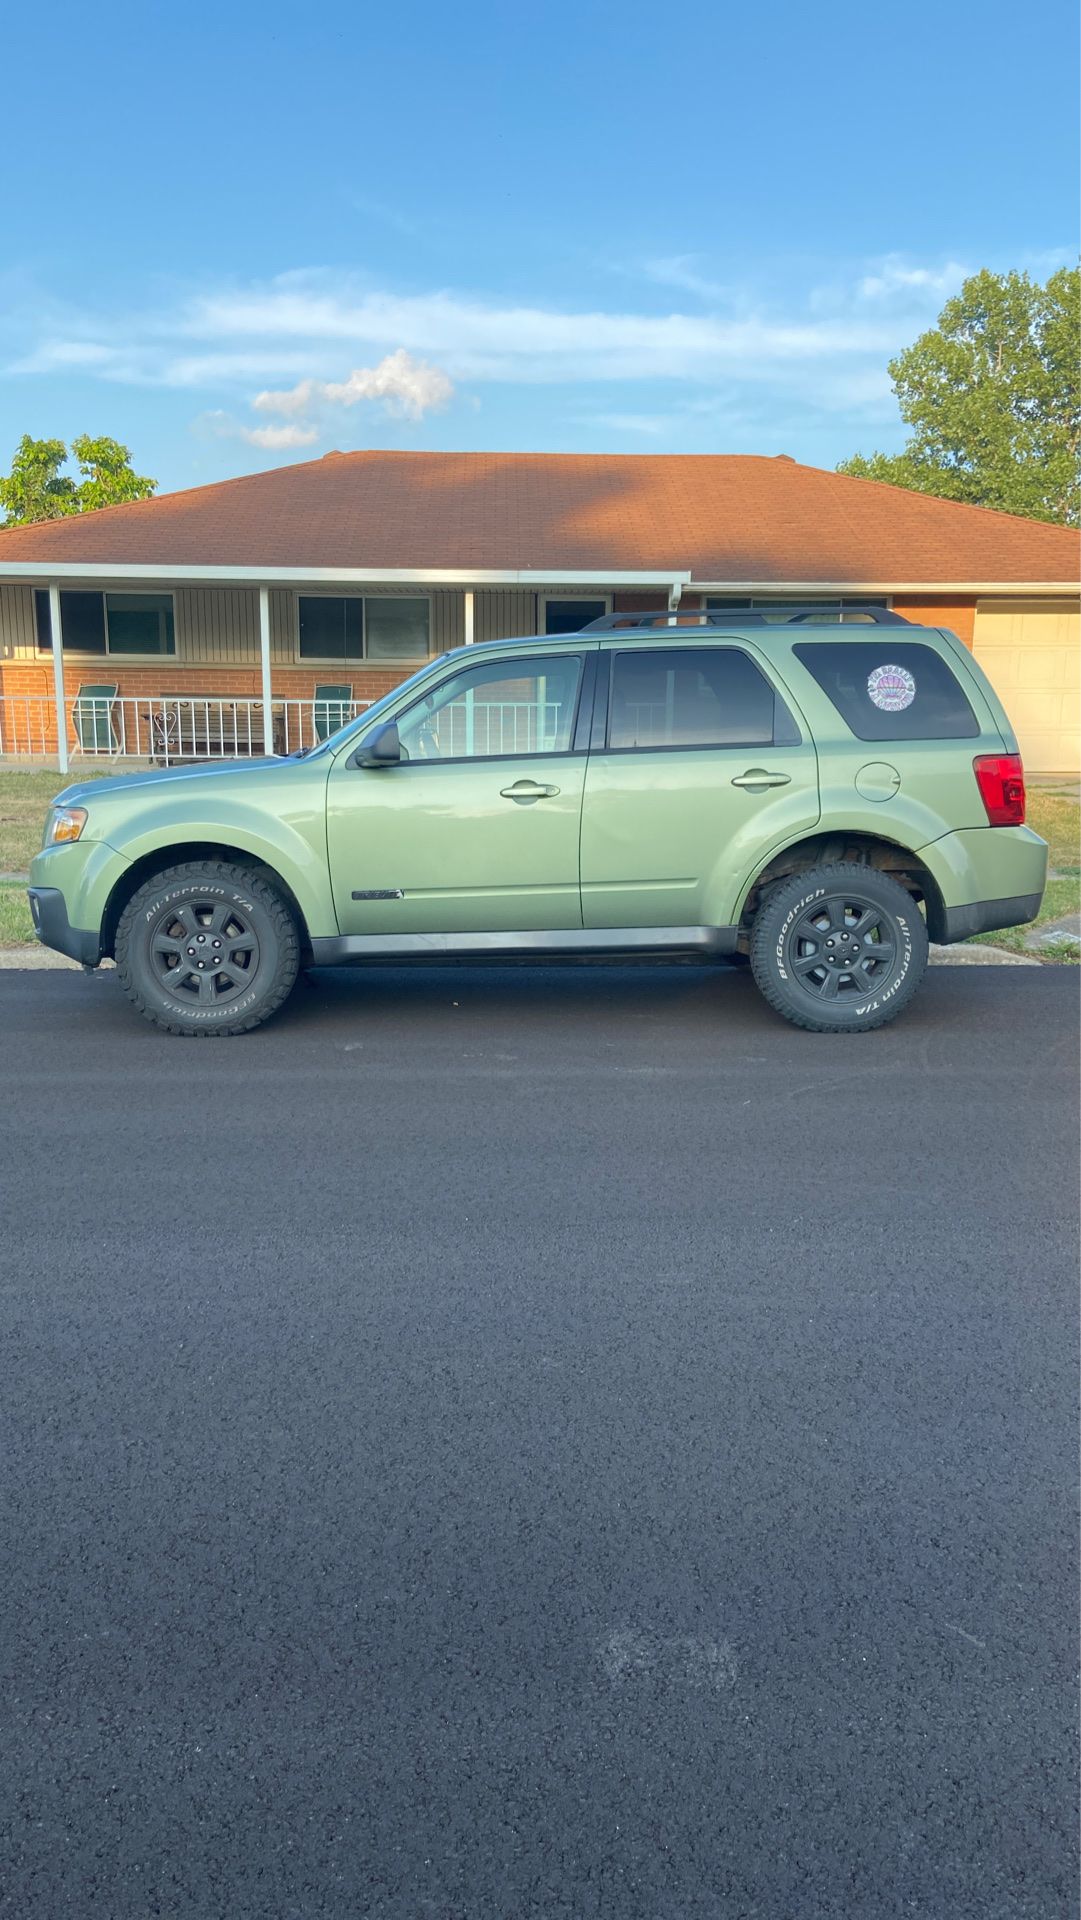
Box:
1025, 791, 1081, 872
981, 788, 1079, 962
0, 882, 34, 946
0, 769, 1076, 957
969, 871, 1080, 959
0, 769, 113, 875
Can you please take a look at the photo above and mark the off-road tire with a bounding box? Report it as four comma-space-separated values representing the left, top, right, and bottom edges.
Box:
749, 862, 928, 1034
116, 861, 300, 1036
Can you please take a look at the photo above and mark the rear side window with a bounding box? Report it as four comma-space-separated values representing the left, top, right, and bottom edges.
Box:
793, 641, 979, 741
608, 647, 800, 749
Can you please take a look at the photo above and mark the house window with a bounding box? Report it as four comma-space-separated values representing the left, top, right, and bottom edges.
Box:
706, 596, 889, 624
297, 595, 430, 662
366, 597, 431, 661
35, 589, 175, 655
297, 596, 364, 662
543, 598, 609, 635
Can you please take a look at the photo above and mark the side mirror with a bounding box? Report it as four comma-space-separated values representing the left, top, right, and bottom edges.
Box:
354, 721, 402, 768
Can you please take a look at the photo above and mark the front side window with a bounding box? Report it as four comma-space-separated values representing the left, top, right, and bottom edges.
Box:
396, 655, 583, 760
793, 641, 979, 741
607, 647, 798, 749
35, 589, 175, 656
298, 594, 430, 662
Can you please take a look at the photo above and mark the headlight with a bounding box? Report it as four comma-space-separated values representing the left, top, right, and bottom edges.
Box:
45, 806, 88, 846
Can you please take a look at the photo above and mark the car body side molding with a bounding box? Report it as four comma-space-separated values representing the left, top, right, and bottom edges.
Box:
309, 925, 740, 964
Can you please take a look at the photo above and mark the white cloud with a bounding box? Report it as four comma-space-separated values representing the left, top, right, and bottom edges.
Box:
182, 280, 898, 381
31, 340, 117, 368
238, 422, 320, 450
857, 255, 969, 302
8, 252, 1059, 449
640, 255, 732, 304
254, 348, 454, 421
8, 278, 909, 408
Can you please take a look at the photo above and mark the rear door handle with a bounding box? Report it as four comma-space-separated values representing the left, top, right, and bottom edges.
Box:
500, 780, 560, 800
731, 769, 792, 791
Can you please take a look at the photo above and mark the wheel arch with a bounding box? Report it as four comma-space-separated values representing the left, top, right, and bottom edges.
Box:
100, 843, 313, 961
737, 831, 947, 945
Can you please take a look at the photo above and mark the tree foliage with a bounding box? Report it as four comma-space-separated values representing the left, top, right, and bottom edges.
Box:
838, 266, 1080, 526
0, 434, 156, 527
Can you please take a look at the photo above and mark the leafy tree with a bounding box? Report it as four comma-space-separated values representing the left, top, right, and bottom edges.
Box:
838, 266, 1080, 526
0, 436, 77, 526
70, 434, 157, 512
0, 434, 156, 527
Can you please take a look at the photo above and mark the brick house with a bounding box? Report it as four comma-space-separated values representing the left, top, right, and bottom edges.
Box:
0, 450, 1077, 770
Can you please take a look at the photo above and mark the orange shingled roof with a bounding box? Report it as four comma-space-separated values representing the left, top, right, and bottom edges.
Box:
0, 450, 1076, 583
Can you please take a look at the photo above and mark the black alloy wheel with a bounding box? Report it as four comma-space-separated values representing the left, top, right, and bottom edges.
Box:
149, 895, 261, 1009
749, 862, 929, 1033
116, 860, 300, 1036
785, 892, 898, 1003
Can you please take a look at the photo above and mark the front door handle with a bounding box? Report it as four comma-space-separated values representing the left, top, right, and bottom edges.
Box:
731, 769, 792, 791
500, 780, 560, 801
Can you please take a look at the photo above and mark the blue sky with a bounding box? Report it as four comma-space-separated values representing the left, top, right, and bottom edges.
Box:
2, 0, 1076, 495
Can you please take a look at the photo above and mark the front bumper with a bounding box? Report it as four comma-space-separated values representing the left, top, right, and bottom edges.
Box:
28, 837, 130, 966
27, 887, 102, 966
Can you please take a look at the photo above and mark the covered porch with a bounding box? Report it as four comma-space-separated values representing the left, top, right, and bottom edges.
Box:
0, 567, 689, 769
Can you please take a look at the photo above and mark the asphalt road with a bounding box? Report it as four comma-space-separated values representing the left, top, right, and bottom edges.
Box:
2, 963, 1078, 1919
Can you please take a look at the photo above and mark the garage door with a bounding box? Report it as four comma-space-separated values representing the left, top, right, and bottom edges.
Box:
973, 598, 1080, 774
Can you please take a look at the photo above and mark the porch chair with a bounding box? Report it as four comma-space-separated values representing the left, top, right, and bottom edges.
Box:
312, 683, 353, 744
72, 683, 119, 755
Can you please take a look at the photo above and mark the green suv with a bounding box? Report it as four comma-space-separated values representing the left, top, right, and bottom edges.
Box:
28, 608, 1047, 1036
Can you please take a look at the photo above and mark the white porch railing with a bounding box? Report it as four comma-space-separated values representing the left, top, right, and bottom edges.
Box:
0, 694, 574, 762
0, 695, 372, 762
428, 698, 566, 757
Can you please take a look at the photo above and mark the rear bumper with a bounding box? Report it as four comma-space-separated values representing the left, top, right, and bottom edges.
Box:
937, 892, 1045, 944
27, 887, 102, 967
918, 826, 1048, 944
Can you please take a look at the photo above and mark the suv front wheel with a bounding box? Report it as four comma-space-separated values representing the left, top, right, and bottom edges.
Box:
749, 863, 929, 1034
116, 860, 300, 1036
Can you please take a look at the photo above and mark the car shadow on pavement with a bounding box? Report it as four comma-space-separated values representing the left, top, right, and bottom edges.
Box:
280, 959, 764, 1029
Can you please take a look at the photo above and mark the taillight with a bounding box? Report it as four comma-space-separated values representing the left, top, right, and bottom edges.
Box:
973, 753, 1026, 826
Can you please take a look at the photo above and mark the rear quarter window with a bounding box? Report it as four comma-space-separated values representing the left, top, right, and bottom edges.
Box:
607, 646, 801, 749
793, 641, 980, 741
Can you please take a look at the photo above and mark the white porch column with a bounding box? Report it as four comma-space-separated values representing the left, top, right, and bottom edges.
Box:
48, 583, 69, 776
258, 587, 274, 754
463, 589, 475, 645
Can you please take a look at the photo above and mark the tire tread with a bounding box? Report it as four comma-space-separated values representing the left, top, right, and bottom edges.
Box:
115, 861, 299, 1037
748, 861, 928, 1034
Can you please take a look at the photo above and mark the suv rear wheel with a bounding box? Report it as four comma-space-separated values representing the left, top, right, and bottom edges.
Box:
749, 862, 928, 1033
116, 861, 300, 1036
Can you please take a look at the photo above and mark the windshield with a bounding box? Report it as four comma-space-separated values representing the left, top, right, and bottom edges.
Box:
299, 655, 452, 759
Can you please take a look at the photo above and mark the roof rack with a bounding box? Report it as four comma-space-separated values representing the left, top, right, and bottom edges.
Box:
583, 606, 913, 631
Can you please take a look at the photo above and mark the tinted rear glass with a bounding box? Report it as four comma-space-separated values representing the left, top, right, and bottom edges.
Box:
793, 641, 979, 741
608, 647, 800, 749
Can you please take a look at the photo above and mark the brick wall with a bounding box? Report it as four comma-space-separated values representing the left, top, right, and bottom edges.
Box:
0, 661, 417, 703
0, 661, 420, 755
892, 596, 976, 648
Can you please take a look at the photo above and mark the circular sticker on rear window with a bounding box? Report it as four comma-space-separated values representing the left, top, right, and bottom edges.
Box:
867, 663, 916, 712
